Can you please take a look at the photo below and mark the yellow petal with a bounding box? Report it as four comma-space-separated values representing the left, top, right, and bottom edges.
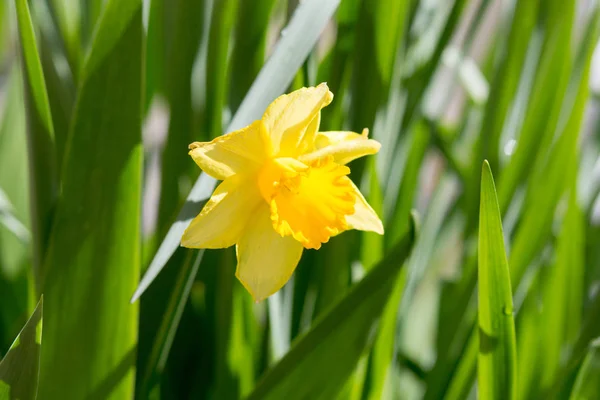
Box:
282, 110, 321, 156
235, 204, 304, 301
345, 181, 384, 234
262, 83, 333, 156
189, 120, 269, 180
263, 156, 356, 249
181, 176, 262, 249
299, 128, 381, 165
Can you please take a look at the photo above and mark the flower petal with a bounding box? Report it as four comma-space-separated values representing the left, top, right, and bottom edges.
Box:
181, 176, 262, 249
345, 181, 384, 234
262, 83, 333, 155
189, 120, 269, 180
235, 204, 304, 301
268, 156, 355, 250
299, 128, 381, 165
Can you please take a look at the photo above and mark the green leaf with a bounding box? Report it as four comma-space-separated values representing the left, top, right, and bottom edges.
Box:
246, 218, 415, 400
205, 0, 239, 138
132, 0, 342, 302
478, 0, 539, 172
0, 188, 29, 245
497, 0, 574, 215
137, 250, 203, 397
477, 161, 517, 400
48, 0, 82, 78
14, 0, 58, 283
229, 0, 277, 110
387, 122, 429, 245
0, 68, 30, 277
0, 297, 43, 400
156, 0, 205, 237
401, 0, 468, 130
373, 0, 411, 87
540, 189, 585, 388
569, 338, 600, 400
37, 0, 142, 398
507, 1, 597, 286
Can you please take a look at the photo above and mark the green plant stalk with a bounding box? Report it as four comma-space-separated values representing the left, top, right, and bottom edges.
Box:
14, 0, 58, 291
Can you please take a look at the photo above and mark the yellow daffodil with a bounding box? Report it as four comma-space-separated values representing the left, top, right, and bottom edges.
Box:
181, 83, 384, 301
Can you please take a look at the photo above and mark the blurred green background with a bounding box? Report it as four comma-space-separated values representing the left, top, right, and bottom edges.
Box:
1, 0, 600, 398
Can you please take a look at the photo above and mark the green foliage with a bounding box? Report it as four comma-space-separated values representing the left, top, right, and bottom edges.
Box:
0, 298, 42, 400
478, 162, 516, 399
1, 0, 600, 398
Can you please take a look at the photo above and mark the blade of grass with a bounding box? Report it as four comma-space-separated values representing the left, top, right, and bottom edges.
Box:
156, 0, 205, 237
205, 0, 238, 138
229, 0, 277, 111
373, 0, 412, 88
38, 33, 75, 170
47, 0, 81, 79
549, 288, 600, 397
515, 270, 544, 399
137, 250, 202, 397
0, 297, 42, 400
507, 2, 597, 286
317, 0, 359, 131
132, 0, 341, 302
568, 338, 600, 400
478, 0, 539, 173
400, 0, 468, 131
478, 161, 517, 400
496, 0, 574, 215
540, 188, 585, 389
37, 0, 143, 397
0, 67, 30, 265
246, 218, 416, 400
0, 67, 32, 358
14, 0, 57, 288
387, 121, 429, 245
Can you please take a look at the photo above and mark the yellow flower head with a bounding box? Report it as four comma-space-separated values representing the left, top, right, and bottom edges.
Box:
181, 83, 383, 301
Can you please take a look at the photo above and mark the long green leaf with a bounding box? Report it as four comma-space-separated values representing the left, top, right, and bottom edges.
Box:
373, 0, 411, 87
132, 0, 342, 302
569, 338, 600, 400
507, 2, 597, 286
0, 68, 30, 275
497, 0, 574, 214
479, 0, 539, 172
205, 0, 238, 138
137, 250, 202, 397
540, 189, 585, 388
229, 0, 278, 110
478, 161, 517, 400
156, 0, 205, 238
14, 0, 57, 286
0, 297, 43, 400
37, 0, 142, 397
247, 218, 416, 400
48, 0, 81, 79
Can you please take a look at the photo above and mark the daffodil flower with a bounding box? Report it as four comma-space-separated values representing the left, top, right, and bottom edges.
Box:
181, 83, 384, 301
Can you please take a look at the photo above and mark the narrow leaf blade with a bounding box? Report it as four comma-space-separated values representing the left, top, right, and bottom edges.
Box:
478, 161, 517, 400
0, 297, 43, 400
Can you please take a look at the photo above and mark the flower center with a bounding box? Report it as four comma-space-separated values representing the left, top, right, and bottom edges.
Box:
257, 156, 355, 249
